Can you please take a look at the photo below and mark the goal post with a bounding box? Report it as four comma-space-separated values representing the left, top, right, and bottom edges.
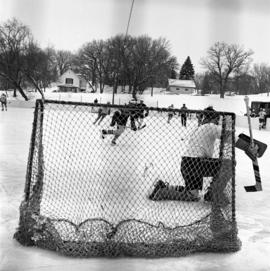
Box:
14, 99, 241, 257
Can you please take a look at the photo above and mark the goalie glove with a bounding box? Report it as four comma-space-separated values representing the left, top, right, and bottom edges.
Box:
245, 144, 259, 161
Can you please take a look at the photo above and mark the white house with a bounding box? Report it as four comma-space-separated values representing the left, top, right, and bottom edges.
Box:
167, 79, 196, 94
57, 69, 87, 92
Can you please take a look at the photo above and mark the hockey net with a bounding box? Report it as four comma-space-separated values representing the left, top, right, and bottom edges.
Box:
14, 99, 241, 257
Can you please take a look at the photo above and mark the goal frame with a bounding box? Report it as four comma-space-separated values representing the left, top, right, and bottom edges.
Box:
14, 99, 241, 257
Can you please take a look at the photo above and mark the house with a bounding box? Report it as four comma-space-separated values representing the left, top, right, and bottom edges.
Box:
57, 69, 87, 92
167, 79, 196, 94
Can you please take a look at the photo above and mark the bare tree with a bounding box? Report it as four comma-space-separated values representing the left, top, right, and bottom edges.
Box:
77, 40, 109, 93
74, 35, 178, 98
22, 44, 58, 96
55, 50, 73, 76
201, 42, 253, 98
128, 36, 178, 98
0, 18, 32, 100
233, 72, 255, 95
252, 63, 270, 96
107, 35, 127, 96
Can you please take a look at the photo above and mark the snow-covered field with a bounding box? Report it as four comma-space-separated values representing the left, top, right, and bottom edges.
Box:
5, 88, 270, 130
3, 87, 270, 114
0, 92, 270, 271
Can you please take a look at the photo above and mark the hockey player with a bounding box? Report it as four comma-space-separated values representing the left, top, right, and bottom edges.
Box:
250, 108, 256, 118
180, 103, 188, 127
93, 102, 111, 125
196, 111, 204, 126
167, 104, 175, 124
101, 107, 130, 145
136, 100, 149, 129
91, 98, 99, 113
258, 108, 266, 130
149, 106, 233, 204
1, 93, 7, 111
128, 99, 139, 131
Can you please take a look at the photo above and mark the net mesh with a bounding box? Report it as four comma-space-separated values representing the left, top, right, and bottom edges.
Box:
14, 99, 241, 257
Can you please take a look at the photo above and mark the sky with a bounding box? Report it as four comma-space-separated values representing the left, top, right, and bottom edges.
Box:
0, 0, 270, 72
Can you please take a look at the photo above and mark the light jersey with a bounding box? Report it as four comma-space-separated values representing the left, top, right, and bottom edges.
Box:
101, 107, 110, 114
0, 95, 6, 102
258, 111, 266, 119
184, 123, 222, 158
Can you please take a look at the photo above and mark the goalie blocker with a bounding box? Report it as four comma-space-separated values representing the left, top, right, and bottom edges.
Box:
235, 133, 267, 161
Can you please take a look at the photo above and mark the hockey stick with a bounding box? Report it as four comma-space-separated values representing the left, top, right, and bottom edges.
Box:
138, 123, 146, 130
244, 96, 262, 192
126, 124, 146, 131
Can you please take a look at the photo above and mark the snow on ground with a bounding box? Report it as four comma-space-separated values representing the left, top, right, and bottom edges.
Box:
39, 104, 214, 229
3, 87, 270, 114
0, 92, 270, 271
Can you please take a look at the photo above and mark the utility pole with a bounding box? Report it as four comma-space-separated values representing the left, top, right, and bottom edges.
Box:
112, 0, 135, 104
125, 0, 135, 36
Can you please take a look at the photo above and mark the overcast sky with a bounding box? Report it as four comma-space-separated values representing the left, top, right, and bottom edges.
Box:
1, 0, 270, 72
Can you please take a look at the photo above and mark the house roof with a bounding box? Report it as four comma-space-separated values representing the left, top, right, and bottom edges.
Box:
60, 69, 85, 80
57, 84, 79, 88
61, 69, 77, 77
168, 79, 196, 88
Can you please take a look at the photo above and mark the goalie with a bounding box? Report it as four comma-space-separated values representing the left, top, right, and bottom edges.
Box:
149, 106, 233, 205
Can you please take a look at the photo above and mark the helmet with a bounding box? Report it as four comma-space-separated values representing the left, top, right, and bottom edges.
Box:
203, 106, 219, 123
204, 106, 214, 111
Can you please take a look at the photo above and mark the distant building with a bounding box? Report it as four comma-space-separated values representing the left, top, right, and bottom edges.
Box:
57, 69, 87, 92
167, 79, 196, 94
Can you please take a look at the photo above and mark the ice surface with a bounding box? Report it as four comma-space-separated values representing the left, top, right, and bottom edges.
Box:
1, 94, 270, 271
37, 106, 213, 229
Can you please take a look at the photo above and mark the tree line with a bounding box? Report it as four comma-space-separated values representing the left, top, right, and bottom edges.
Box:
0, 18, 178, 100
196, 42, 270, 97
0, 18, 270, 100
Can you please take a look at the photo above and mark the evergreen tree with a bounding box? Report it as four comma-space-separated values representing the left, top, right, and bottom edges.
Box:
179, 56, 195, 80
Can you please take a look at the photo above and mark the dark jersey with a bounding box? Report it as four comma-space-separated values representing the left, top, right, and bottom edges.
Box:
129, 102, 148, 119
110, 110, 129, 126
137, 103, 148, 117
180, 106, 188, 117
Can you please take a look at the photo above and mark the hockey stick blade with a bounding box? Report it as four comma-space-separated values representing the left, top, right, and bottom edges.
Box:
244, 185, 260, 192
244, 158, 262, 192
138, 124, 146, 130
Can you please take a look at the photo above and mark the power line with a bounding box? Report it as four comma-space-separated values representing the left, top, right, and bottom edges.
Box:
125, 0, 135, 36
112, 0, 135, 105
